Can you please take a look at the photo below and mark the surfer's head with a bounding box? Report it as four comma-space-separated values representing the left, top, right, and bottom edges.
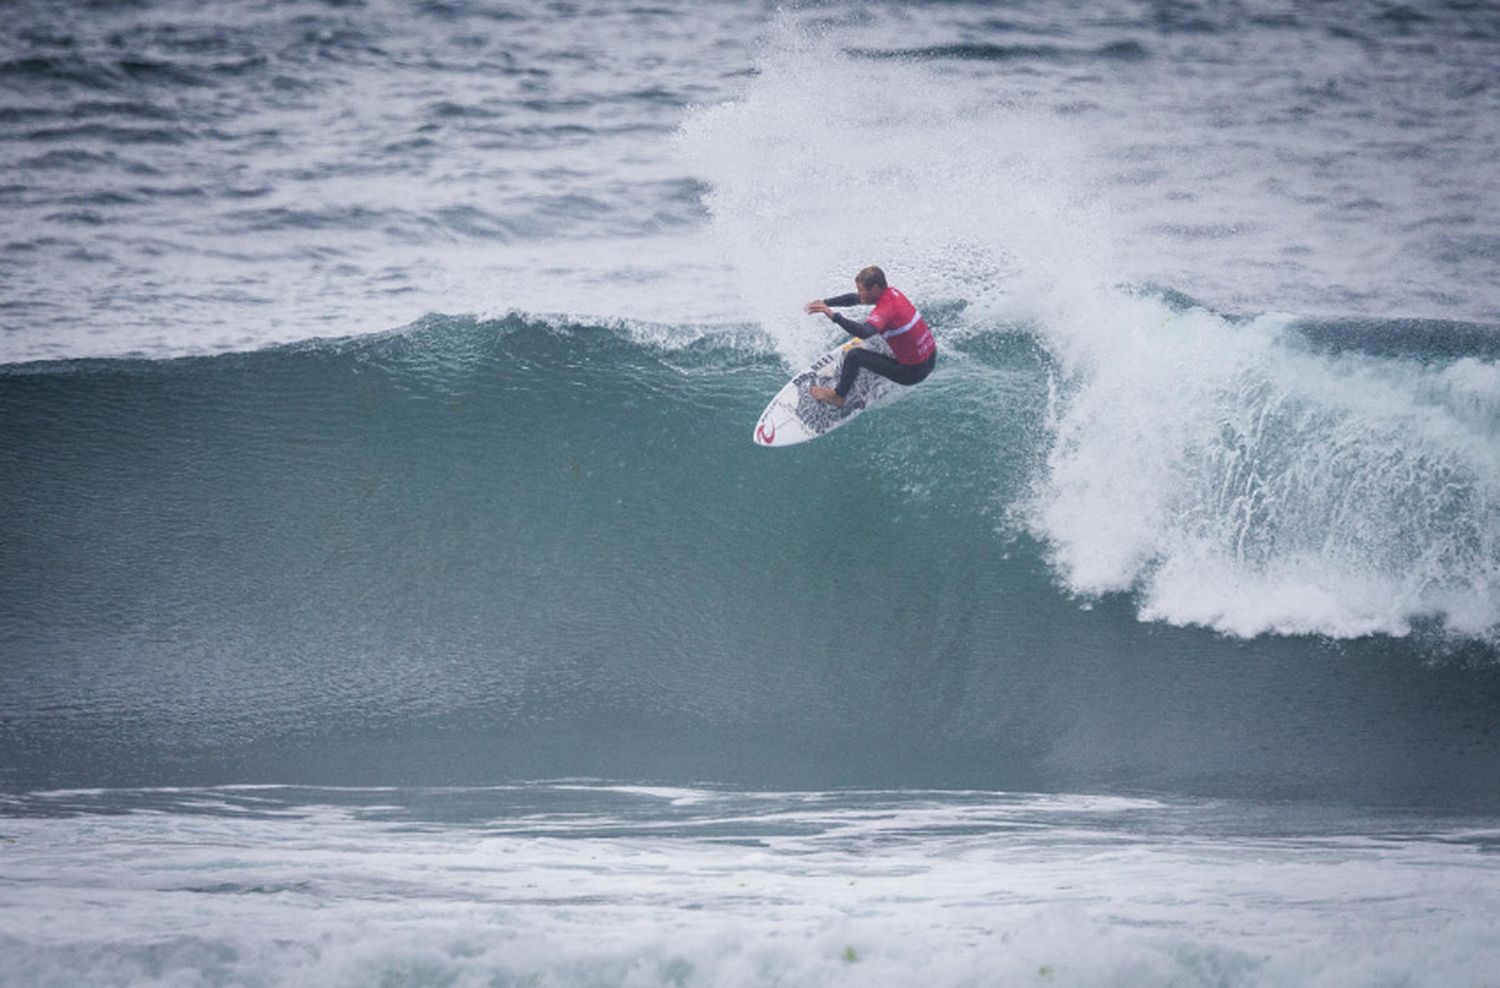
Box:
855, 265, 886, 304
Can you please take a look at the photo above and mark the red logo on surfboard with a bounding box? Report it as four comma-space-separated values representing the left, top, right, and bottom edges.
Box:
756, 421, 776, 445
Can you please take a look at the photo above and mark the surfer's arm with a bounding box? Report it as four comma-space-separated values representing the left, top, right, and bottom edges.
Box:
805, 295, 875, 337
805, 294, 874, 336
829, 313, 877, 338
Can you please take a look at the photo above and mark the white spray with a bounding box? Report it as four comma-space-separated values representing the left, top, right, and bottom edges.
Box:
683, 20, 1499, 642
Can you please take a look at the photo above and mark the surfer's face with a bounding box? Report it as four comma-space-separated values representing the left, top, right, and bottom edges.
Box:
856, 281, 881, 304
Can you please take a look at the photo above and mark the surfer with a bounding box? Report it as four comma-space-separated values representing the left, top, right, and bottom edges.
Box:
804, 266, 936, 407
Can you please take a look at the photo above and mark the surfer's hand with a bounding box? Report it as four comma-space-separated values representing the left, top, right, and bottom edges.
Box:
805, 300, 831, 317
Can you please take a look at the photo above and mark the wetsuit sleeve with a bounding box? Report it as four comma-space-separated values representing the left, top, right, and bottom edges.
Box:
823, 293, 861, 307
831, 313, 877, 338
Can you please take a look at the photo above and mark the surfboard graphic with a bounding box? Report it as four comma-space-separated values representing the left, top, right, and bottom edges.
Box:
752, 337, 904, 447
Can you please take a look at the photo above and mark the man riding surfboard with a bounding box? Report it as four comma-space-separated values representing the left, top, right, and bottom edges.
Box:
804, 266, 936, 407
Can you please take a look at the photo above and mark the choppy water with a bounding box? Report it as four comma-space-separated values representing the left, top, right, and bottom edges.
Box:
4, 784, 1500, 988
4, 0, 1500, 362
3, 1, 1499, 985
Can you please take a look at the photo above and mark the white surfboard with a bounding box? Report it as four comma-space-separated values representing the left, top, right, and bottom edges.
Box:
752, 337, 904, 447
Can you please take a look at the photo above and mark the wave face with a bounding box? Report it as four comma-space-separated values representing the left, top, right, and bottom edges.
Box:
2, 314, 1497, 808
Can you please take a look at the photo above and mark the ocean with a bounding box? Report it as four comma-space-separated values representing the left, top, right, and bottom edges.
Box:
2, 1, 1498, 985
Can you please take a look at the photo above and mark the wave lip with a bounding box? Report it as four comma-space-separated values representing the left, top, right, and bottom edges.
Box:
1030, 299, 1500, 644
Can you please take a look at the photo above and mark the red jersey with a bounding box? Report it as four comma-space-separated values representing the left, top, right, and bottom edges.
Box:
865, 287, 935, 365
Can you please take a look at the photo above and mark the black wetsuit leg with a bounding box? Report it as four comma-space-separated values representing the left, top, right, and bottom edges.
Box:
835, 348, 936, 399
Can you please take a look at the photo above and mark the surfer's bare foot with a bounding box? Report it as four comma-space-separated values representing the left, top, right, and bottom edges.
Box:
808, 385, 845, 407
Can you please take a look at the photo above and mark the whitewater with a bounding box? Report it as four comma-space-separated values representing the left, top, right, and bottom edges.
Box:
3, 1, 1499, 985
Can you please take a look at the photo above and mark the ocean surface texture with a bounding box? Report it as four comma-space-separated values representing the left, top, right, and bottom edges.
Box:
3, 1, 1499, 985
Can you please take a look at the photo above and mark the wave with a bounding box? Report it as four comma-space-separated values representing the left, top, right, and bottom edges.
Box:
672, 17, 1498, 646
847, 39, 1151, 63
1029, 296, 1499, 640
2, 307, 1498, 803
3, 305, 1494, 648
